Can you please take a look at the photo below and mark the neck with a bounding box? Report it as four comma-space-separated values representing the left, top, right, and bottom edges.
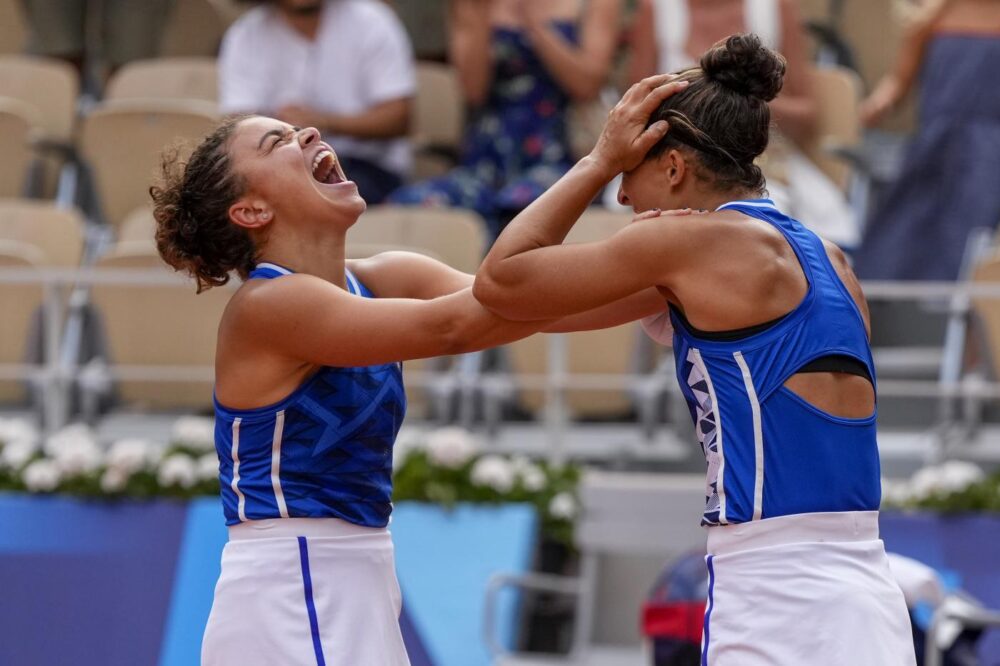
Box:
280, 9, 322, 41
681, 187, 760, 212
257, 227, 348, 290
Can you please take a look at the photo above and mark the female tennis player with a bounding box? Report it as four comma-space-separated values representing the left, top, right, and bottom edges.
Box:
474, 34, 916, 665
151, 112, 671, 665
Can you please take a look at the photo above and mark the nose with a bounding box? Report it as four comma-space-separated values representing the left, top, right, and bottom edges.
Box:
617, 183, 630, 207
297, 127, 320, 147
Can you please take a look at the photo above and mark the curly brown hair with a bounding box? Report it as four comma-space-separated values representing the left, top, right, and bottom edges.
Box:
151, 115, 256, 293
646, 33, 787, 194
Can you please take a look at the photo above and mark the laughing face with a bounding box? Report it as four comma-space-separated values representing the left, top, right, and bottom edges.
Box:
226, 116, 366, 233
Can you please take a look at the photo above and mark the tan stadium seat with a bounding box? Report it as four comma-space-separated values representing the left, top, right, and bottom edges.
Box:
354, 205, 486, 273
161, 0, 228, 58
412, 62, 465, 180
807, 66, 863, 192
0, 241, 45, 404
118, 207, 157, 244
0, 0, 27, 55
87, 241, 234, 410
0, 55, 78, 144
105, 58, 219, 105
972, 251, 1000, 378
80, 100, 218, 229
0, 199, 85, 268
0, 98, 34, 198
503, 210, 643, 419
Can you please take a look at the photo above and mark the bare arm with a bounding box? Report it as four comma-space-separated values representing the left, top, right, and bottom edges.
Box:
859, 0, 946, 127
351, 250, 666, 329
276, 98, 412, 139
626, 0, 659, 84
450, 0, 495, 107
521, 0, 624, 102
236, 274, 553, 368
768, 0, 818, 145
474, 76, 696, 319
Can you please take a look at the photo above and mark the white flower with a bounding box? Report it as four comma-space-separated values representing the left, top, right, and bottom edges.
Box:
519, 464, 547, 493
908, 461, 984, 500
50, 436, 103, 476
171, 416, 216, 451
44, 423, 97, 456
548, 492, 578, 520
0, 438, 39, 470
197, 453, 220, 481
881, 477, 912, 505
470, 455, 515, 493
158, 454, 198, 489
0, 417, 39, 447
106, 439, 159, 474
22, 459, 61, 492
426, 427, 479, 469
937, 461, 984, 493
100, 466, 130, 493
392, 427, 424, 471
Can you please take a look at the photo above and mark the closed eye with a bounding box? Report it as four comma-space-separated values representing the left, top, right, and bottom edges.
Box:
259, 127, 301, 155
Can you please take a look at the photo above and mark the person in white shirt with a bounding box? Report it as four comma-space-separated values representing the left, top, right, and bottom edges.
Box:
220, 0, 416, 203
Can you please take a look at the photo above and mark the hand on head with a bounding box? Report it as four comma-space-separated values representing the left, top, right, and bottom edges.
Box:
589, 75, 689, 177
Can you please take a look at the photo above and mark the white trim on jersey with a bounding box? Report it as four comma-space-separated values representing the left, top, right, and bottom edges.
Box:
256, 262, 293, 275
716, 199, 777, 212
231, 417, 247, 522
345, 269, 362, 295
691, 348, 727, 523
271, 410, 289, 518
733, 352, 765, 521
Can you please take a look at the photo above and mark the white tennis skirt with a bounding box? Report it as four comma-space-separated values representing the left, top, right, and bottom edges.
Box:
201, 518, 410, 666
702, 511, 916, 666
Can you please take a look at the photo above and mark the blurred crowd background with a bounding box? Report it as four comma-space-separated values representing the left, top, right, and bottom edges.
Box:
1, 2, 1000, 665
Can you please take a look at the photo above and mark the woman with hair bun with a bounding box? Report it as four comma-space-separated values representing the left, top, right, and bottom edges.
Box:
475, 35, 916, 664
151, 114, 676, 664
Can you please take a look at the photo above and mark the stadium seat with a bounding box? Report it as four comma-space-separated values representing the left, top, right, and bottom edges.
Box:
161, 0, 228, 58
0, 0, 27, 55
493, 210, 652, 421
0, 55, 78, 145
84, 241, 233, 411
0, 98, 34, 198
79, 100, 218, 230
0, 199, 85, 268
0, 241, 45, 405
807, 65, 864, 192
105, 57, 219, 105
351, 205, 486, 273
412, 62, 465, 179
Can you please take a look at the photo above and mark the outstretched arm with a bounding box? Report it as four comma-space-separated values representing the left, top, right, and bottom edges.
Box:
474, 75, 692, 320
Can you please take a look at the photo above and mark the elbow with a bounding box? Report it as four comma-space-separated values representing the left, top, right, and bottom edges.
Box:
566, 71, 607, 103
472, 271, 521, 320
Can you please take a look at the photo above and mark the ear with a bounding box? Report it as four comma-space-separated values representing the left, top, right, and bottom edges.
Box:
663, 149, 688, 188
229, 197, 274, 230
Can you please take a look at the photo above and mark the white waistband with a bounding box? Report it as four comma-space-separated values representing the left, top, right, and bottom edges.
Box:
706, 511, 880, 556
228, 517, 388, 541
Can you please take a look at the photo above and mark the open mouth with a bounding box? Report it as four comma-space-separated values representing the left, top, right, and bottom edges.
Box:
311, 149, 346, 185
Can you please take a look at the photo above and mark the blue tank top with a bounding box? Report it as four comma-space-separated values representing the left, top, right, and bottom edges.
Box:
669, 199, 880, 526
213, 263, 406, 527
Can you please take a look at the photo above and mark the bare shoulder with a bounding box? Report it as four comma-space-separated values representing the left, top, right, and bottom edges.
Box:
223, 274, 343, 328
821, 238, 871, 335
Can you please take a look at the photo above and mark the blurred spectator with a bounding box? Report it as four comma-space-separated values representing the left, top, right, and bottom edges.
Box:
853, 0, 1000, 281
220, 0, 416, 204
21, 0, 174, 76
389, 0, 449, 61
388, 0, 624, 237
626, 0, 858, 248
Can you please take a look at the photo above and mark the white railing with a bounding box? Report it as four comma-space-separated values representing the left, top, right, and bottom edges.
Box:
4, 267, 1000, 458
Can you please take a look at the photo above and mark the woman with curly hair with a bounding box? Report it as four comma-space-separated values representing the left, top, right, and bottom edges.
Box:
151, 105, 678, 664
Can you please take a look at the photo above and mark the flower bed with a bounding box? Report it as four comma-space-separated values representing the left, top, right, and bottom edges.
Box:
0, 418, 580, 543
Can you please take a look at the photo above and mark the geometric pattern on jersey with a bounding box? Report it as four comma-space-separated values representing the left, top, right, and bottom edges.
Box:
213, 262, 407, 527
682, 348, 723, 524
669, 199, 882, 526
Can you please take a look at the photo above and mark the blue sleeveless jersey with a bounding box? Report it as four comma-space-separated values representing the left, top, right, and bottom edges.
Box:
213, 263, 406, 527
670, 199, 881, 526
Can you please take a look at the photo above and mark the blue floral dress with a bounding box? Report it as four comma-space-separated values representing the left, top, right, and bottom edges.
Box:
388, 22, 577, 236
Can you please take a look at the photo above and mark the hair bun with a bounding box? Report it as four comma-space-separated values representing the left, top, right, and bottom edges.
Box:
700, 33, 786, 102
